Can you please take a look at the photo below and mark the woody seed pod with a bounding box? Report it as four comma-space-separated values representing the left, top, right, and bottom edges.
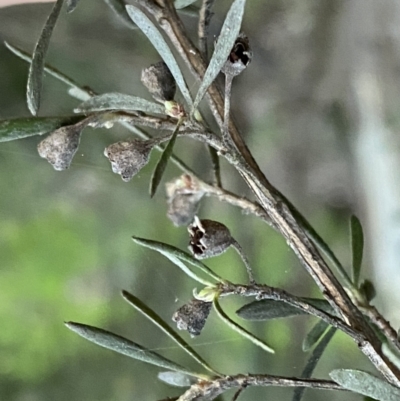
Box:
141, 61, 176, 103
172, 298, 212, 337
37, 124, 83, 171
221, 33, 252, 77
104, 139, 153, 182
188, 216, 233, 259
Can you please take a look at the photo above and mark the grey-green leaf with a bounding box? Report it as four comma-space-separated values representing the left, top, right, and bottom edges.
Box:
236, 298, 333, 321
66, 0, 79, 12
213, 298, 275, 354
27, 0, 65, 115
131, 236, 223, 283
174, 0, 198, 9
125, 5, 193, 108
122, 290, 218, 376
65, 322, 202, 378
0, 116, 83, 143
330, 369, 400, 401
158, 371, 195, 387
150, 122, 181, 198
132, 236, 215, 286
192, 0, 246, 112
103, 0, 136, 28
302, 320, 330, 352
350, 215, 364, 287
75, 93, 164, 114
293, 327, 336, 401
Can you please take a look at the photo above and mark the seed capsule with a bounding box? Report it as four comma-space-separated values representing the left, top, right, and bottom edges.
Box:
188, 216, 233, 259
37, 124, 82, 171
221, 33, 252, 77
172, 299, 212, 337
104, 139, 153, 182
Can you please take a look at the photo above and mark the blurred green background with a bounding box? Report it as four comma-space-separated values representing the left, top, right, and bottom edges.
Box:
1, 1, 400, 400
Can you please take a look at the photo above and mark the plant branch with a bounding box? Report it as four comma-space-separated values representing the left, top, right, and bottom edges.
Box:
218, 282, 356, 339
177, 373, 345, 401
136, 0, 371, 333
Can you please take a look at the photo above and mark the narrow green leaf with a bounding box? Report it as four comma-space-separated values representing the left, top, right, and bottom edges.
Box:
0, 116, 83, 143
66, 0, 79, 12
330, 369, 400, 401
132, 236, 223, 283
27, 0, 65, 115
75, 93, 164, 115
213, 298, 275, 354
350, 215, 364, 286
293, 327, 336, 401
192, 0, 246, 112
132, 236, 215, 286
174, 0, 198, 9
150, 121, 182, 198
122, 290, 218, 376
236, 298, 333, 321
158, 371, 195, 387
65, 322, 204, 378
5, 41, 92, 102
302, 320, 330, 352
125, 5, 193, 108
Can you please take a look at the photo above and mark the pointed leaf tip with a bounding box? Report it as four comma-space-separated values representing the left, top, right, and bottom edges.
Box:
302, 320, 330, 352
65, 321, 202, 376
293, 327, 336, 401
192, 0, 247, 112
27, 0, 65, 115
214, 298, 275, 354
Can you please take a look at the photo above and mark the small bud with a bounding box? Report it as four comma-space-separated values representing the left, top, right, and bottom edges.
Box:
104, 139, 153, 182
221, 33, 252, 77
188, 216, 233, 259
166, 175, 204, 226
141, 61, 176, 103
172, 299, 212, 337
37, 124, 82, 171
164, 100, 186, 119
193, 287, 218, 302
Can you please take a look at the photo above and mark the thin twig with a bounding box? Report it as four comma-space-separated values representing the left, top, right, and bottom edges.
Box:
198, 0, 215, 60
230, 239, 255, 284
218, 282, 357, 339
223, 74, 235, 147
177, 373, 345, 401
